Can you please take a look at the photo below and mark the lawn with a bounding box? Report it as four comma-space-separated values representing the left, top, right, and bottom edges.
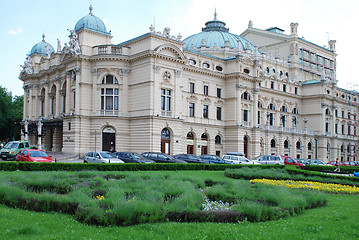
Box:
0, 170, 358, 239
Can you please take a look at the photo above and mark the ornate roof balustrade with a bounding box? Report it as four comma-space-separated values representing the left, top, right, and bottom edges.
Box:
93, 45, 127, 55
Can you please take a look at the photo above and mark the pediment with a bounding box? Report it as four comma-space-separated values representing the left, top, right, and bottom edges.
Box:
154, 44, 186, 61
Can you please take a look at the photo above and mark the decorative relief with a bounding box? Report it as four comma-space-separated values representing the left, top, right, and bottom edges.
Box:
163, 71, 171, 81
122, 69, 130, 77
153, 65, 161, 73
175, 70, 182, 78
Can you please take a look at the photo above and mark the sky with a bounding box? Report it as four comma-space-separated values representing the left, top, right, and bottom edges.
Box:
1, 0, 358, 96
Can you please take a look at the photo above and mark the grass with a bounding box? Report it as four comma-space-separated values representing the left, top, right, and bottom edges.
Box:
1, 170, 358, 239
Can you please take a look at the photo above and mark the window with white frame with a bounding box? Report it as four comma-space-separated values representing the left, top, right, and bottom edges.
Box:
161, 89, 171, 112
101, 88, 119, 113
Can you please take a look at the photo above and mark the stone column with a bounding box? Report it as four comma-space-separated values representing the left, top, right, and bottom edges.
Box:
236, 83, 242, 124
28, 86, 33, 119
55, 78, 61, 116
23, 85, 28, 119
122, 69, 130, 116
65, 72, 72, 114
37, 120, 43, 150
253, 88, 259, 127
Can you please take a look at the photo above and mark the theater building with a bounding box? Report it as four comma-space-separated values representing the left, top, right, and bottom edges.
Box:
19, 6, 358, 161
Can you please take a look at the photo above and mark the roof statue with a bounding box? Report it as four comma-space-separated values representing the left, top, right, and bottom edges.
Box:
20, 54, 34, 75
67, 29, 81, 55
57, 39, 62, 53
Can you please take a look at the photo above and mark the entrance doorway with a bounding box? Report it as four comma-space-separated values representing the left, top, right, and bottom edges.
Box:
161, 128, 171, 155
102, 127, 116, 151
244, 136, 248, 157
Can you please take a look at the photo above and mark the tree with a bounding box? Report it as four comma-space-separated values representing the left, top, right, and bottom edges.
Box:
0, 86, 23, 141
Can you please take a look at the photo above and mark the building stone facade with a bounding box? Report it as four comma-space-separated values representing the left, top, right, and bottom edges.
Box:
20, 7, 358, 161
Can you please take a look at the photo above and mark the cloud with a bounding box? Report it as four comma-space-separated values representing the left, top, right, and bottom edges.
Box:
8, 27, 23, 35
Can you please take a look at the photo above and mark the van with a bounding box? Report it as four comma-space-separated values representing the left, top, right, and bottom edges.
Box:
0, 141, 31, 160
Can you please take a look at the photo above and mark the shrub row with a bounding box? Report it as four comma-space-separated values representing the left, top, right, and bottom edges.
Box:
0, 162, 285, 172
303, 165, 359, 173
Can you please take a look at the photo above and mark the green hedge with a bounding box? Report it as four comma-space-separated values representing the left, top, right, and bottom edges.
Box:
303, 165, 359, 173
0, 162, 285, 172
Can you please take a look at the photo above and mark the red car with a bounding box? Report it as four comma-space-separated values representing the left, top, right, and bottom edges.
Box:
280, 155, 304, 167
16, 149, 54, 162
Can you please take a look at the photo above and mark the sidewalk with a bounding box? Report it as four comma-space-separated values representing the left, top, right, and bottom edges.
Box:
48, 152, 80, 162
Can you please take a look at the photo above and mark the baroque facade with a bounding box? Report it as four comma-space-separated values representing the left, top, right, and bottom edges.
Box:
20, 6, 358, 161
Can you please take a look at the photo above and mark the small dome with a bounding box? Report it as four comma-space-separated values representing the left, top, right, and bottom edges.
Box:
183, 12, 255, 52
30, 34, 55, 56
74, 5, 110, 35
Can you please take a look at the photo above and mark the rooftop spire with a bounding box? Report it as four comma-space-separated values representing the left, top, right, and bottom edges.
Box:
214, 8, 217, 20
89, 4, 93, 15
42, 33, 46, 42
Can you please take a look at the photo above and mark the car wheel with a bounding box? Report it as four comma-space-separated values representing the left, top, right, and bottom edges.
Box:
84, 160, 88, 163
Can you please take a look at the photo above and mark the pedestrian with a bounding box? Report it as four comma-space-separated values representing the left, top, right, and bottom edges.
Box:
334, 158, 340, 172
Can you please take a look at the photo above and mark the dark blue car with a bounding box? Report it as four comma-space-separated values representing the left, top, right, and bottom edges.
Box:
198, 154, 233, 164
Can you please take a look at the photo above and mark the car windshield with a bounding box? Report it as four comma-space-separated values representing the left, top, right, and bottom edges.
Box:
239, 156, 249, 161
29, 151, 49, 157
4, 142, 19, 149
99, 152, 115, 159
132, 153, 143, 159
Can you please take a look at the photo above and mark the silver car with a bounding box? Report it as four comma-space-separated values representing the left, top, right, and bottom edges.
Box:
84, 151, 124, 163
222, 155, 259, 165
253, 155, 284, 165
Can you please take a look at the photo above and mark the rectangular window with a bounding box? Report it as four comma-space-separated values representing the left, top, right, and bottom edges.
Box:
283, 84, 286, 92
217, 88, 221, 98
243, 109, 248, 122
216, 107, 222, 120
161, 89, 171, 112
271, 81, 274, 89
348, 126, 351, 135
325, 122, 329, 132
101, 88, 119, 112
204, 85, 209, 96
203, 105, 209, 118
295, 87, 298, 95
269, 113, 274, 126
335, 123, 338, 134
189, 103, 195, 117
342, 111, 345, 118
335, 109, 338, 117
189, 82, 195, 93
342, 124, 345, 134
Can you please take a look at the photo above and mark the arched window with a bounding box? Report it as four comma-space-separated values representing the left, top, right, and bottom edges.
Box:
341, 145, 344, 153
258, 101, 263, 108
187, 132, 194, 139
102, 75, 118, 84
296, 141, 301, 150
270, 139, 276, 148
215, 135, 222, 144
268, 103, 275, 110
308, 142, 312, 150
284, 140, 289, 149
201, 133, 208, 140
325, 108, 331, 116
241, 92, 251, 100
292, 108, 299, 114
281, 106, 287, 112
161, 128, 171, 140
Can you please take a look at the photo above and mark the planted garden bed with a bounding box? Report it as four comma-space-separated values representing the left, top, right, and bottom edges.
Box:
0, 171, 326, 226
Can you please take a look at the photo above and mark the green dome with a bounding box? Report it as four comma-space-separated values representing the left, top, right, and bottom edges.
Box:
183, 13, 255, 52
74, 5, 110, 35
30, 34, 55, 57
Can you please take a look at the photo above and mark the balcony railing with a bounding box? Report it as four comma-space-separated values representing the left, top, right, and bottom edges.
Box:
93, 45, 124, 55
100, 110, 119, 116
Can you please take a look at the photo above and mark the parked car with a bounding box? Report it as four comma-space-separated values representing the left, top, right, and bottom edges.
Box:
16, 149, 54, 162
84, 151, 124, 163
306, 159, 326, 165
222, 155, 259, 165
225, 152, 245, 156
112, 152, 155, 163
0, 140, 31, 160
141, 152, 187, 163
328, 161, 356, 167
173, 154, 207, 163
253, 155, 284, 165
295, 159, 310, 165
198, 154, 233, 164
281, 155, 304, 167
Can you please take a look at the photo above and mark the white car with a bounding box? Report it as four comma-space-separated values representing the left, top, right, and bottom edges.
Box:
253, 155, 284, 165
222, 155, 260, 165
84, 151, 124, 163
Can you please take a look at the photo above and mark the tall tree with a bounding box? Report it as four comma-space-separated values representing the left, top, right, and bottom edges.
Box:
0, 86, 23, 141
